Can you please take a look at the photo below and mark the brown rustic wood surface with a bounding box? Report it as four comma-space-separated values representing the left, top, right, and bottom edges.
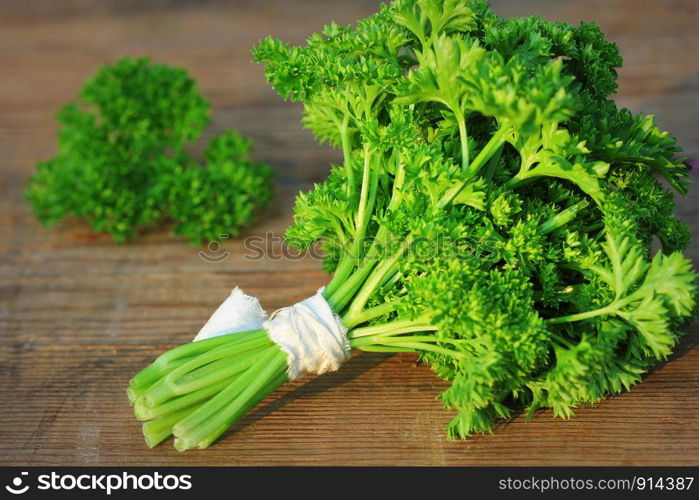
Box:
1, 0, 698, 466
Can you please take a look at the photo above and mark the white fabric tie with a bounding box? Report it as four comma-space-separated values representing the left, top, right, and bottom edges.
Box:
193, 287, 267, 342
194, 287, 350, 380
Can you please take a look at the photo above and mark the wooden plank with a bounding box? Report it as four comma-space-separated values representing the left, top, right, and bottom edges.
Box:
1, 0, 698, 465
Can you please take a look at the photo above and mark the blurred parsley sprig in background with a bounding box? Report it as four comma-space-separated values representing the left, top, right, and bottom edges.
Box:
26, 57, 273, 244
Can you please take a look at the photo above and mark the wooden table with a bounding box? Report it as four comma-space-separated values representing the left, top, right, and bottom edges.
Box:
1, 0, 698, 466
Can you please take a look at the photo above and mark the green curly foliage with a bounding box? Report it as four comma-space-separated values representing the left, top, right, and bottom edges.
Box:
255, 0, 697, 440
26, 57, 273, 244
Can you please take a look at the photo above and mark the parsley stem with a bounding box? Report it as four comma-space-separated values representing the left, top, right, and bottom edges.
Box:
584, 222, 605, 233
143, 404, 204, 448
439, 125, 510, 208
342, 300, 400, 329
354, 144, 373, 244
457, 114, 470, 172
351, 333, 465, 359
346, 238, 411, 315
547, 304, 616, 324
538, 199, 590, 234
327, 258, 378, 310
325, 255, 358, 298
482, 141, 504, 182
551, 333, 575, 349
159, 329, 264, 365
380, 341, 466, 359
339, 117, 354, 192
357, 345, 418, 353
349, 317, 434, 340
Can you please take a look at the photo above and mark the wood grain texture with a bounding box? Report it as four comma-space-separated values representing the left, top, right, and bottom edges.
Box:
0, 0, 698, 466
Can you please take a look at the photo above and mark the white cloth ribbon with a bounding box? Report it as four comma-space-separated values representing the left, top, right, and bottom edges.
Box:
194, 287, 350, 380
193, 287, 267, 342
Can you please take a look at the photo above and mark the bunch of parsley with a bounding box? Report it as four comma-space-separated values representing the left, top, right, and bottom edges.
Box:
26, 57, 273, 244
128, 0, 696, 449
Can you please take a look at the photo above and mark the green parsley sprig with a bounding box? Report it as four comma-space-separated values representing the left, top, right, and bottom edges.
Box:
26, 57, 273, 244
